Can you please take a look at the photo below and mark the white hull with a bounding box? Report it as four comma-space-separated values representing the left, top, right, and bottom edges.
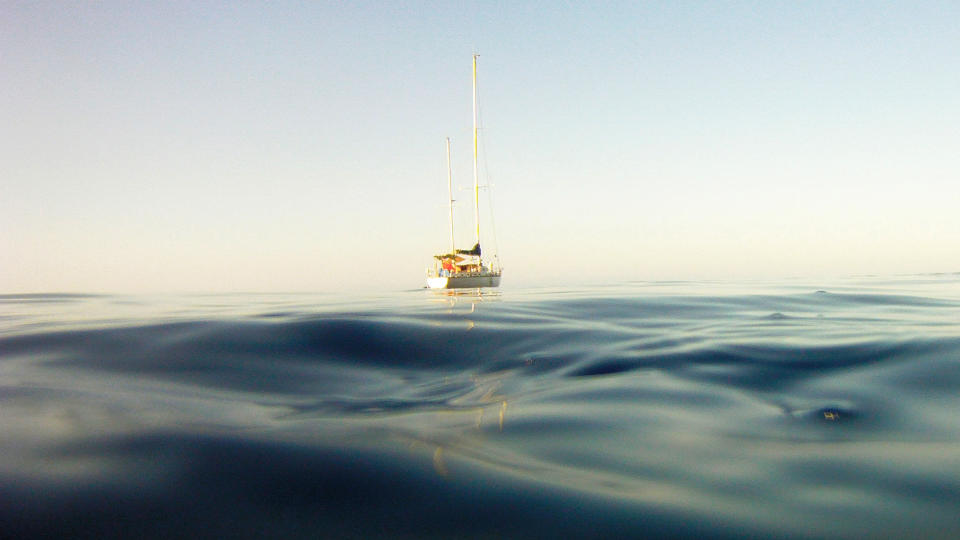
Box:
427, 273, 501, 289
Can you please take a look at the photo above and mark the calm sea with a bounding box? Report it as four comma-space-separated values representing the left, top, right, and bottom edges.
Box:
3, 276, 960, 538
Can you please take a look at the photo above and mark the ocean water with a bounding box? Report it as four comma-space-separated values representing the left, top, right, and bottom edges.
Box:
3, 276, 960, 539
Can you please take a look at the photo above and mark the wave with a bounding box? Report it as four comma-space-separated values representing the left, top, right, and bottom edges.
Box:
2, 280, 960, 538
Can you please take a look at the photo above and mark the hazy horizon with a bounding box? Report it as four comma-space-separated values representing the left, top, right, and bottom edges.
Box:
4, 2, 959, 293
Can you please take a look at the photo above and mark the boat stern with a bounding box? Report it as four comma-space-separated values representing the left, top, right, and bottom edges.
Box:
426, 276, 450, 289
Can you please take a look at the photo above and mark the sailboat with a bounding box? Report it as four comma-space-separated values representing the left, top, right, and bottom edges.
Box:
426, 55, 502, 289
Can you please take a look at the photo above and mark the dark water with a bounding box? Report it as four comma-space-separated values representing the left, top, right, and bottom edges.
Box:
3, 277, 960, 538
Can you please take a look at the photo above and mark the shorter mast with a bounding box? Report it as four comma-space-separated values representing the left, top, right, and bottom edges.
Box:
445, 137, 455, 256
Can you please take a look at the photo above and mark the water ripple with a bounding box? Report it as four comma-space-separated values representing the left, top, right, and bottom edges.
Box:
2, 278, 960, 538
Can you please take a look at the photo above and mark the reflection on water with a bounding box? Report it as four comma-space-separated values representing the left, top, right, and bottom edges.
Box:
2, 276, 960, 538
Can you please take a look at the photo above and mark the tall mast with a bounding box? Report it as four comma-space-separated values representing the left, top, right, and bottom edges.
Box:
445, 137, 455, 255
472, 54, 481, 260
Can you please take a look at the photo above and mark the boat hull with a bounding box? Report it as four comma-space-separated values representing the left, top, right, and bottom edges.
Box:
427, 273, 501, 289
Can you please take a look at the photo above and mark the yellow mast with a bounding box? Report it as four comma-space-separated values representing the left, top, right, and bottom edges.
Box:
472, 54, 480, 261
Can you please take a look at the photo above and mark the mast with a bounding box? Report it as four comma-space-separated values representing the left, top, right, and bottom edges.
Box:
445, 137, 455, 255
472, 54, 481, 262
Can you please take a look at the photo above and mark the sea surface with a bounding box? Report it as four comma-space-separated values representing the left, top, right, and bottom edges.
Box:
3, 276, 960, 538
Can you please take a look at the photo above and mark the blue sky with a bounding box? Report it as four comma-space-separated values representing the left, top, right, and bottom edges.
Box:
2, 1, 959, 292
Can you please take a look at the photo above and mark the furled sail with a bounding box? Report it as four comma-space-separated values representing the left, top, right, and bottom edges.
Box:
456, 243, 481, 256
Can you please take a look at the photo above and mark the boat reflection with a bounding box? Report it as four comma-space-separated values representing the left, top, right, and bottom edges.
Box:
428, 288, 502, 300
406, 293, 514, 479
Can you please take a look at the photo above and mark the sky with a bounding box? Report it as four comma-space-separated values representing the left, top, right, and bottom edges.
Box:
2, 1, 959, 293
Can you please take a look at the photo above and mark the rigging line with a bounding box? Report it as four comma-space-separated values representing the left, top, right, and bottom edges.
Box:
485, 175, 501, 266
475, 80, 502, 266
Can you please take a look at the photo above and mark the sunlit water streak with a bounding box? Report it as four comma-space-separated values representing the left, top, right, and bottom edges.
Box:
2, 276, 960, 538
